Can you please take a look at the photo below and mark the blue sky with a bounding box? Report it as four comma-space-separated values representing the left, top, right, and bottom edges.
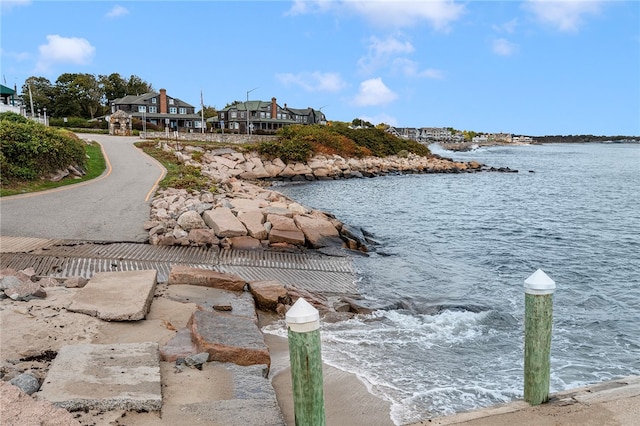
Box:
1, 0, 639, 136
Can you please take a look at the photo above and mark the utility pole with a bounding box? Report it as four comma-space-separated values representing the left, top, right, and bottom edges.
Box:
246, 87, 258, 135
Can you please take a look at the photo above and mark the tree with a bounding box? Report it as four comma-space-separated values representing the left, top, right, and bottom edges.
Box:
198, 105, 217, 120
21, 76, 54, 115
52, 73, 82, 118
74, 73, 102, 119
126, 74, 152, 96
99, 73, 128, 103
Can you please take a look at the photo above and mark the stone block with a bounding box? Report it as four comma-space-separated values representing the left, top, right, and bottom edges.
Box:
294, 214, 342, 248
188, 311, 270, 367
160, 327, 198, 362
266, 214, 298, 231
238, 210, 268, 240
229, 236, 262, 250
168, 265, 246, 292
269, 229, 306, 246
203, 207, 247, 238
248, 280, 288, 311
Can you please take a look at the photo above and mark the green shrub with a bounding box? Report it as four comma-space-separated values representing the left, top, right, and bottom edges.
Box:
0, 112, 29, 123
0, 119, 86, 185
256, 123, 429, 163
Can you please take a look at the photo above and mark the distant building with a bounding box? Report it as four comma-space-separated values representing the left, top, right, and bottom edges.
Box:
0, 84, 21, 114
208, 97, 326, 134
513, 135, 534, 144
110, 88, 202, 132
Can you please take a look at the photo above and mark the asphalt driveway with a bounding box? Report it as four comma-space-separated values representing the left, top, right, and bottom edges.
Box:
0, 134, 165, 242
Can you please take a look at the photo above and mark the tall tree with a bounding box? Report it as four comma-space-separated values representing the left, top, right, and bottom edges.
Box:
52, 73, 82, 118
99, 73, 128, 103
21, 76, 54, 115
73, 73, 102, 118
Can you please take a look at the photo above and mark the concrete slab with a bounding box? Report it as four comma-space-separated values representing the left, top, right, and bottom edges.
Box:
179, 363, 284, 426
164, 284, 257, 320
38, 342, 161, 412
67, 270, 157, 321
189, 311, 270, 367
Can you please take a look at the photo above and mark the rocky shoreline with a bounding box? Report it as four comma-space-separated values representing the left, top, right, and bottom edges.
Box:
148, 143, 517, 251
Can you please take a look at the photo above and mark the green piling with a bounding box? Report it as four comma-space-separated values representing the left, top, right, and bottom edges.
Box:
286, 298, 326, 426
524, 269, 556, 405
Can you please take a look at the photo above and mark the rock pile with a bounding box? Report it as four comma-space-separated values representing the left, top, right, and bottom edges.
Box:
0, 268, 87, 301
171, 145, 485, 183
147, 144, 516, 249
147, 179, 368, 251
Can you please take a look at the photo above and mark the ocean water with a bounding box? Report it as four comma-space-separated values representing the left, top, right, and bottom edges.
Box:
263, 143, 640, 425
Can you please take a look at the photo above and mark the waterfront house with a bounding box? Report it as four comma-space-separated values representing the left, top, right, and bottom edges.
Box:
110, 88, 202, 132
208, 97, 326, 134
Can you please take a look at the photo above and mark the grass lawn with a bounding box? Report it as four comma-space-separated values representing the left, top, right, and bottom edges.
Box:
0, 141, 107, 197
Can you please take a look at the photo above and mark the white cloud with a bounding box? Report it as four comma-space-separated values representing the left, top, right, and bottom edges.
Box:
286, 0, 465, 30
36, 35, 96, 72
353, 78, 398, 106
0, 0, 31, 14
285, 0, 333, 16
492, 38, 518, 56
276, 71, 347, 92
0, 48, 30, 62
524, 0, 603, 32
392, 58, 444, 79
358, 35, 415, 74
348, 0, 465, 30
359, 113, 398, 127
492, 18, 518, 34
106, 5, 129, 18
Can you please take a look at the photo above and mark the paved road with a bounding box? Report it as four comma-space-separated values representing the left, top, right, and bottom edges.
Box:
0, 134, 165, 242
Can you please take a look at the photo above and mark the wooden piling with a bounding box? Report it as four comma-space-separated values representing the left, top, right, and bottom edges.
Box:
524, 269, 556, 405
286, 298, 326, 426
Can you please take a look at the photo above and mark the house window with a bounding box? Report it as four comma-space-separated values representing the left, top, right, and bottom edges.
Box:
240, 112, 245, 118
220, 112, 225, 119
179, 107, 186, 114
138, 105, 146, 112
169, 107, 177, 114
168, 99, 174, 105
231, 111, 237, 119
266, 113, 271, 119
151, 98, 157, 104
149, 106, 157, 113
260, 112, 265, 118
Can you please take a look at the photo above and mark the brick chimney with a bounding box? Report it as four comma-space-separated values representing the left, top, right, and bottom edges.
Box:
271, 97, 277, 119
160, 88, 167, 114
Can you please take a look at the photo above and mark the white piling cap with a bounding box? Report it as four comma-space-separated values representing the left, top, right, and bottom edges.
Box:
524, 269, 556, 295
286, 298, 320, 332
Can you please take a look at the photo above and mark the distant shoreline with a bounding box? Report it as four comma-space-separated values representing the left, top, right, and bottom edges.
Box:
437, 138, 639, 152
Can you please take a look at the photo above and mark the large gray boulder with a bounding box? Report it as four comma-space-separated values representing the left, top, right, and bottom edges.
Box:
177, 210, 207, 231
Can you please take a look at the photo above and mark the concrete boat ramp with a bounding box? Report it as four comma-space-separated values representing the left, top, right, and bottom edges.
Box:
0, 236, 359, 425
0, 236, 359, 294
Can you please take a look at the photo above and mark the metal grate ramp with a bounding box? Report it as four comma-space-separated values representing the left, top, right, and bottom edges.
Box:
0, 237, 358, 294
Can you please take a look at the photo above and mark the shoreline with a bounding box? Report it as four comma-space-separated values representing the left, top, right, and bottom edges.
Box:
262, 331, 395, 426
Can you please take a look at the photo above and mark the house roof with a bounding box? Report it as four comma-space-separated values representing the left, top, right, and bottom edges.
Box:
0, 84, 16, 96
113, 91, 195, 108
